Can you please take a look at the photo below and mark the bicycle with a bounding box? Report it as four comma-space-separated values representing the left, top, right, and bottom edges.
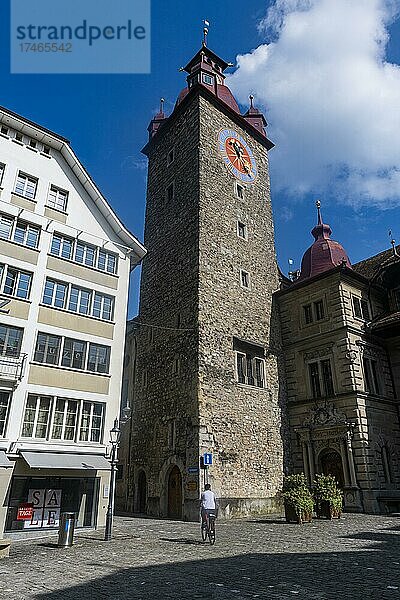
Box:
201, 512, 216, 545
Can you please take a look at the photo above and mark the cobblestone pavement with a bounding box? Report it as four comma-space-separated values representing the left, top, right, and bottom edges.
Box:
0, 513, 399, 599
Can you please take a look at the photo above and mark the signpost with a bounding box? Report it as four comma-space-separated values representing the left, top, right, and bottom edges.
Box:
200, 452, 213, 487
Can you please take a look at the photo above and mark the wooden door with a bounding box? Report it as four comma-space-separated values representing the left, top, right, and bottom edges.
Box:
167, 466, 182, 519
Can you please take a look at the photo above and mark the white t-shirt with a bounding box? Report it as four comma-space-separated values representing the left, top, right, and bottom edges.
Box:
200, 489, 216, 510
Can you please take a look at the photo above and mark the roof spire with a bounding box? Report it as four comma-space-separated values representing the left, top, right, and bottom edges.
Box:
316, 199, 322, 225
159, 97, 165, 115
249, 94, 254, 109
389, 229, 399, 256
203, 19, 210, 46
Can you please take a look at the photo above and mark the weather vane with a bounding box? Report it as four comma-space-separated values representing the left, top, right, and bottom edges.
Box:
203, 20, 210, 46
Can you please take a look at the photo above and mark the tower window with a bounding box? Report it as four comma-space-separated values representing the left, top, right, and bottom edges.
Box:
0, 126, 8, 136
42, 146, 51, 155
237, 221, 247, 240
236, 183, 244, 199
29, 139, 37, 149
202, 73, 214, 86
166, 183, 174, 201
15, 132, 23, 142
240, 269, 250, 289
234, 338, 265, 388
167, 149, 174, 165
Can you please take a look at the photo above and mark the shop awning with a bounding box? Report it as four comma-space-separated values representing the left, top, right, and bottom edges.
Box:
20, 452, 111, 470
0, 451, 12, 468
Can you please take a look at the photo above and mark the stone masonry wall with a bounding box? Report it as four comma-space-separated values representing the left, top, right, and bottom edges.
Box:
197, 96, 287, 514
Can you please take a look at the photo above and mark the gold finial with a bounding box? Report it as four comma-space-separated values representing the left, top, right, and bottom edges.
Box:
315, 200, 322, 225
316, 199, 321, 209
249, 94, 254, 108
203, 19, 210, 46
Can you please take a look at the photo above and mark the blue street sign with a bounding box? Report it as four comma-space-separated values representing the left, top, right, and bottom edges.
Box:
203, 452, 213, 466
188, 467, 199, 474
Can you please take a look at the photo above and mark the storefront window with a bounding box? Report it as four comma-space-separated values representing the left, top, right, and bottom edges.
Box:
5, 476, 99, 532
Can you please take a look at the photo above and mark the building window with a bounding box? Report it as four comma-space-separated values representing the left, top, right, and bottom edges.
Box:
352, 296, 370, 321
22, 395, 104, 442
362, 356, 380, 394
97, 249, 118, 274
42, 278, 114, 321
308, 359, 334, 398
75, 241, 96, 267
51, 398, 78, 440
0, 163, 4, 186
50, 233, 119, 275
61, 338, 87, 370
0, 126, 8, 136
14, 172, 38, 200
0, 325, 23, 357
47, 185, 68, 212
1, 265, 32, 299
303, 304, 313, 324
34, 332, 110, 374
43, 146, 51, 155
29, 139, 37, 149
0, 392, 11, 437
172, 357, 180, 375
167, 149, 174, 165
87, 343, 110, 374
92, 292, 114, 320
234, 339, 265, 388
68, 285, 91, 315
303, 300, 325, 324
236, 183, 244, 199
314, 300, 325, 321
0, 213, 40, 249
167, 183, 174, 201
237, 221, 247, 240
34, 333, 62, 366
240, 269, 250, 289
381, 445, 392, 484
15, 133, 23, 142
50, 233, 74, 260
202, 73, 214, 85
79, 401, 104, 442
43, 279, 68, 309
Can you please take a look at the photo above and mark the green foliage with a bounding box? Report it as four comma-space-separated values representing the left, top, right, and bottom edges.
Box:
313, 474, 343, 511
282, 473, 314, 516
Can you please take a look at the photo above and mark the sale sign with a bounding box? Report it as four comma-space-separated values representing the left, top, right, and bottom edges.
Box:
17, 503, 34, 521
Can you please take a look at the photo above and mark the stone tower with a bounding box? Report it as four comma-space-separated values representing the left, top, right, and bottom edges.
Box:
128, 42, 287, 520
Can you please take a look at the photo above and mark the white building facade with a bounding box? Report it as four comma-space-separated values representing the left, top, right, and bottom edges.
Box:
0, 106, 145, 538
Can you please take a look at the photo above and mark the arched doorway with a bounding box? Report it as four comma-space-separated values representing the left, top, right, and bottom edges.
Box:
136, 470, 147, 514
319, 448, 344, 488
167, 465, 182, 519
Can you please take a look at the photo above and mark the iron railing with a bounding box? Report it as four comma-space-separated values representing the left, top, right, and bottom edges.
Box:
0, 353, 27, 383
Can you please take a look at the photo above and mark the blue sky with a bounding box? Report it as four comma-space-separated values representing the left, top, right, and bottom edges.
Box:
1, 0, 400, 316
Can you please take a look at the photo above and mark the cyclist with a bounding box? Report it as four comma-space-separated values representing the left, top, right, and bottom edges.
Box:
200, 483, 218, 529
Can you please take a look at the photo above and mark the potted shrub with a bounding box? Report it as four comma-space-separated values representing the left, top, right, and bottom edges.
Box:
313, 474, 343, 519
282, 473, 314, 524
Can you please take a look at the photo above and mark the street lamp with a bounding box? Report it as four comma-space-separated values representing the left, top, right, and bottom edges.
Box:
104, 418, 121, 541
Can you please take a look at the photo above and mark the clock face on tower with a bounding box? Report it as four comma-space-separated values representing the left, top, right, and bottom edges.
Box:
218, 129, 257, 183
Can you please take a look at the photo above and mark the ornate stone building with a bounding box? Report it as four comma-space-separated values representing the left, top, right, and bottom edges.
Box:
117, 42, 288, 520
276, 203, 400, 514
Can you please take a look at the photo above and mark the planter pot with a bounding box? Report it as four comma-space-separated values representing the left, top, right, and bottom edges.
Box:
284, 503, 313, 524
316, 500, 341, 520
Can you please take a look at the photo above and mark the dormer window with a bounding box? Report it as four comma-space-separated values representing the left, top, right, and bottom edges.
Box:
202, 73, 214, 86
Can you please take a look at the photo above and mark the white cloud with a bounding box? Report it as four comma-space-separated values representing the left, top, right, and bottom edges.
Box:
228, 0, 400, 208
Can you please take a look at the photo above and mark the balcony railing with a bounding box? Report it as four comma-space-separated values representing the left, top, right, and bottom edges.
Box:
0, 354, 27, 383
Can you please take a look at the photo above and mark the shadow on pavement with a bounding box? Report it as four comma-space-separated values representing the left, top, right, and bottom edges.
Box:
34, 525, 400, 600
